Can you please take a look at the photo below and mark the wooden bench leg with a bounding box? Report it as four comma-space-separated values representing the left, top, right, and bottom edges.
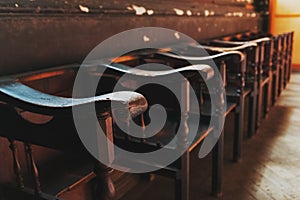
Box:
248, 82, 258, 138
212, 130, 224, 198
25, 143, 42, 198
233, 99, 244, 162
278, 65, 284, 96
175, 80, 191, 200
257, 81, 263, 128
8, 139, 25, 190
175, 152, 190, 200
266, 75, 272, 113
93, 162, 115, 200
272, 65, 280, 104
92, 113, 116, 200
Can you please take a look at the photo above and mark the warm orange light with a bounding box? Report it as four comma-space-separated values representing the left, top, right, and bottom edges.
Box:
111, 55, 138, 63
276, 0, 300, 16
271, 0, 299, 66
158, 48, 172, 52
20, 70, 66, 82
245, 4, 254, 10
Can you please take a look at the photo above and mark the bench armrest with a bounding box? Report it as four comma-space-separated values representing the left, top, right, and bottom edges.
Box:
212, 37, 271, 45
199, 43, 256, 53
0, 79, 147, 117
156, 50, 245, 62
86, 62, 215, 81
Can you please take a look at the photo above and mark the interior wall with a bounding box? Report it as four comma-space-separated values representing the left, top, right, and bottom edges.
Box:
270, 0, 299, 67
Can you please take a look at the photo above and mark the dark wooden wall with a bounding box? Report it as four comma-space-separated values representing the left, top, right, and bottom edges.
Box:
0, 0, 263, 75
0, 0, 267, 184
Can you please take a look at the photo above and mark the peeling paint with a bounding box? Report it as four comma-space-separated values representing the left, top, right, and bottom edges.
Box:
231, 12, 243, 17
225, 12, 233, 17
236, 0, 253, 2
14, 3, 19, 7
197, 27, 202, 32
132, 5, 147, 15
204, 10, 210, 17
197, 12, 201, 16
173, 8, 184, 16
143, 36, 150, 42
79, 5, 89, 13
147, 9, 154, 15
127, 6, 133, 11
186, 10, 192, 16
99, 5, 103, 9
174, 32, 180, 39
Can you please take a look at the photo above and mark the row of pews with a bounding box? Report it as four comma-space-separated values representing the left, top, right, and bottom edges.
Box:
0, 31, 294, 200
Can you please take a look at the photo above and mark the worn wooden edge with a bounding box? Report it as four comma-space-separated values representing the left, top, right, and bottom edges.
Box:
0, 78, 148, 116
157, 50, 245, 62
0, 0, 253, 15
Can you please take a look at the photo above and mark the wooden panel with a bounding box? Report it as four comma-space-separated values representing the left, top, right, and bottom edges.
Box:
0, 15, 261, 75
0, 0, 262, 75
